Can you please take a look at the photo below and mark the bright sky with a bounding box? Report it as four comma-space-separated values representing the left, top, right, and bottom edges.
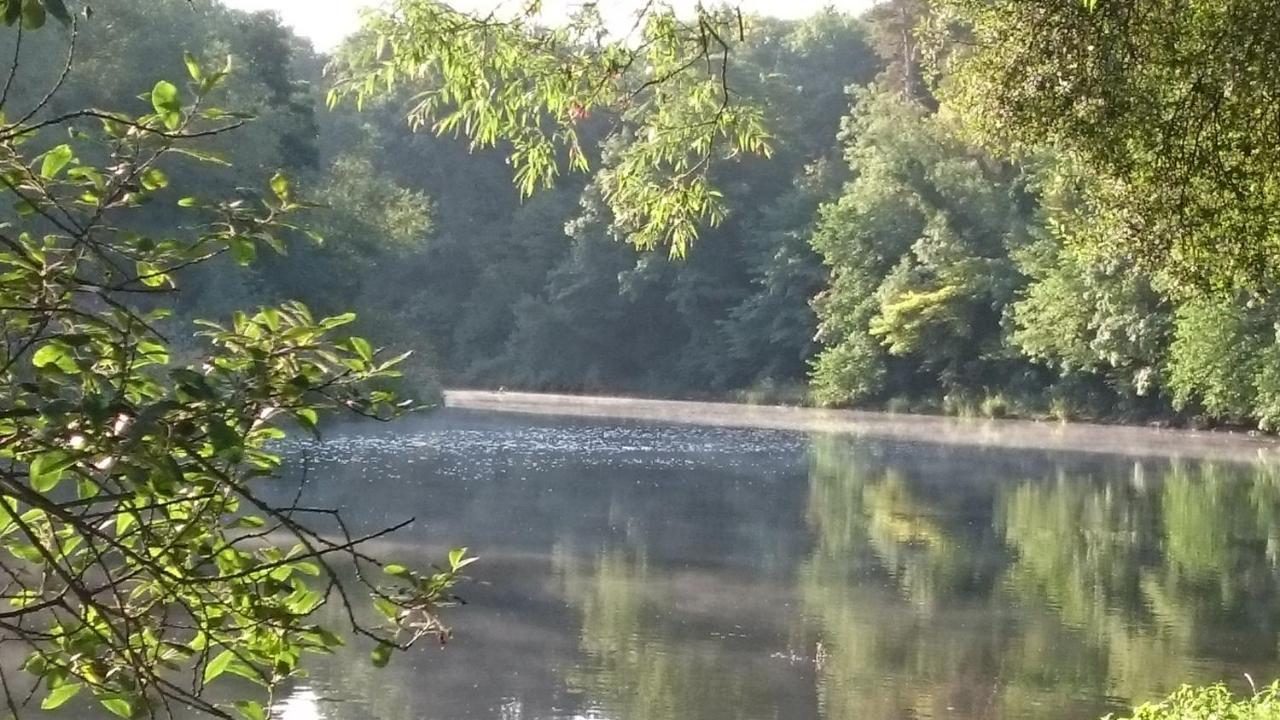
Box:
221, 0, 878, 50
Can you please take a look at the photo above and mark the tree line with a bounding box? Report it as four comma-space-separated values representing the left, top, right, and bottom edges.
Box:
54, 0, 1268, 431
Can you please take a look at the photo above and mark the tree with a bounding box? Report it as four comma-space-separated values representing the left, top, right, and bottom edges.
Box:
1006, 154, 1172, 405
810, 88, 1036, 406
328, 0, 772, 256
420, 13, 880, 397
0, 5, 473, 718
941, 0, 1280, 292
1164, 296, 1280, 429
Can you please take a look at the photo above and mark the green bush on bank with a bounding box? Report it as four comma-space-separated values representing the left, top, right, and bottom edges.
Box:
1114, 683, 1280, 720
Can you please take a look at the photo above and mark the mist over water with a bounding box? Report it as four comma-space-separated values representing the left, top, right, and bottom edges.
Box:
257, 409, 1280, 720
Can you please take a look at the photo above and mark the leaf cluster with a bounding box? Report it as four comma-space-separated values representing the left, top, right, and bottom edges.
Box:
0, 24, 472, 720
327, 0, 771, 256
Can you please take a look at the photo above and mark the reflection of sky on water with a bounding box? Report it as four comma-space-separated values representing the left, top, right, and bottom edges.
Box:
276, 688, 324, 720
242, 409, 1280, 720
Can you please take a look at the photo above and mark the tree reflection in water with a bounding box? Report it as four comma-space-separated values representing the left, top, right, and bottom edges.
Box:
224, 414, 1280, 720
800, 436, 1280, 720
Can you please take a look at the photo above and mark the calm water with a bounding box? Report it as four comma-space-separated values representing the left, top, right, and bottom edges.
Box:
260, 408, 1280, 720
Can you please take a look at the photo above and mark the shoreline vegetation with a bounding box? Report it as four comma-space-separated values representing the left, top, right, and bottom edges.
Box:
444, 389, 1280, 463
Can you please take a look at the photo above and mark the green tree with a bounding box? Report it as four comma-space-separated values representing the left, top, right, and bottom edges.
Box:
0, 14, 473, 720
1163, 296, 1280, 430
941, 0, 1280, 292
467, 13, 879, 396
810, 88, 1036, 406
1006, 156, 1172, 411
329, 0, 772, 256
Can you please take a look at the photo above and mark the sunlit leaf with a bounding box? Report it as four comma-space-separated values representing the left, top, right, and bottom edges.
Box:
40, 682, 81, 710
39, 144, 72, 178
203, 649, 236, 683
151, 80, 182, 130
29, 450, 74, 492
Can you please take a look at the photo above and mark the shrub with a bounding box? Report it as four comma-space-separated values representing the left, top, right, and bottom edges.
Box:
1114, 682, 1280, 720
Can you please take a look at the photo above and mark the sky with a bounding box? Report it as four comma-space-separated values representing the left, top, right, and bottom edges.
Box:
221, 0, 877, 51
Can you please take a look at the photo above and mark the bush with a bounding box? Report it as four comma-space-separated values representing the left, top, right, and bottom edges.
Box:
942, 391, 981, 418
979, 393, 1010, 419
1114, 682, 1280, 720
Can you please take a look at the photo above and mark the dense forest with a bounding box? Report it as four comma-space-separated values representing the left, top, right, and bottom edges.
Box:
11, 0, 1272, 431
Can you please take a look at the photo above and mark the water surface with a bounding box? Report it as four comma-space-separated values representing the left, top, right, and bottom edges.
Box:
268, 408, 1280, 720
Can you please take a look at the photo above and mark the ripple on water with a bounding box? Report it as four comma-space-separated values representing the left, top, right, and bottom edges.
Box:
276, 421, 809, 477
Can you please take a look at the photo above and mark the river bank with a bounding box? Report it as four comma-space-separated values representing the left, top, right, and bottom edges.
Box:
444, 389, 1280, 462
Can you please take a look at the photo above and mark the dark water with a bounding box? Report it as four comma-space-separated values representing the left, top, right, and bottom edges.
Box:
262, 409, 1280, 720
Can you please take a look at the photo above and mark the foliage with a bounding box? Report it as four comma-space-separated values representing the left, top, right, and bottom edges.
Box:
1164, 296, 1280, 430
941, 0, 1280, 292
806, 27, 1280, 430
328, 0, 772, 256
437, 13, 878, 396
1114, 683, 1280, 720
1166, 299, 1264, 420
810, 87, 1035, 406
0, 10, 471, 720
1009, 244, 1167, 397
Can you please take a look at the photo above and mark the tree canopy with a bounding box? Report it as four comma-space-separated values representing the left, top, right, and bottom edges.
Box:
940, 0, 1280, 293
0, 4, 471, 718
328, 0, 772, 256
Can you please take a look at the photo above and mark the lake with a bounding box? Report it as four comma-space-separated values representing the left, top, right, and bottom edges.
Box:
265, 403, 1280, 720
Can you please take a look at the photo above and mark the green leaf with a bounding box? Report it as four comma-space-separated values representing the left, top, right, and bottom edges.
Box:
448, 547, 476, 571
0, 496, 19, 537
229, 237, 256, 266
115, 510, 137, 537
20, 0, 44, 29
76, 476, 100, 500
320, 312, 356, 329
151, 80, 182, 130
136, 260, 170, 288
100, 697, 133, 718
270, 171, 290, 202
208, 422, 240, 456
295, 407, 319, 438
183, 51, 203, 82
372, 596, 399, 621
29, 450, 74, 492
203, 649, 235, 683
384, 564, 411, 578
141, 167, 169, 191
40, 144, 72, 178
370, 643, 393, 668
350, 337, 373, 361
233, 701, 266, 720
31, 341, 77, 373
137, 339, 170, 365
223, 658, 265, 685
172, 368, 215, 399
315, 628, 344, 649
40, 682, 81, 710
